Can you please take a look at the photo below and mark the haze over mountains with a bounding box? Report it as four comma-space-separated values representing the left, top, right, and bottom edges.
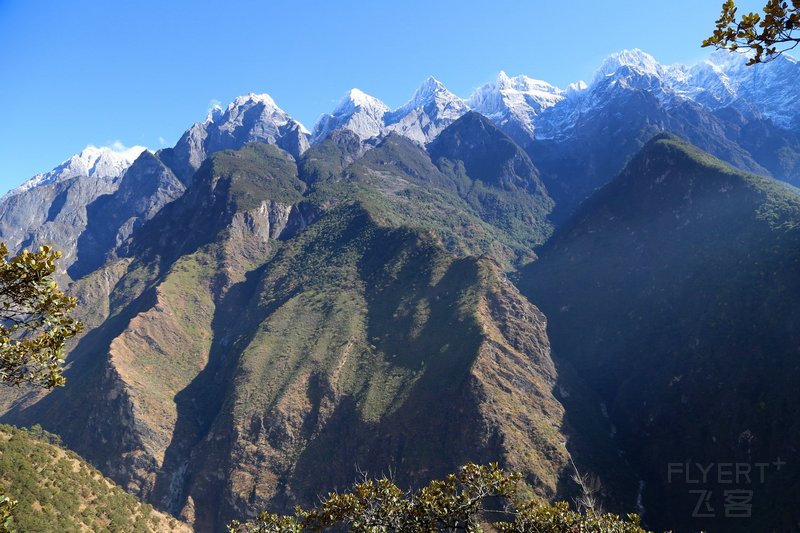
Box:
1, 48, 799, 532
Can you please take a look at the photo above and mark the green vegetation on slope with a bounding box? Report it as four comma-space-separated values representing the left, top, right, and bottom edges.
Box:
210, 143, 306, 210
166, 200, 580, 530
3, 134, 614, 530
428, 112, 554, 248
303, 134, 542, 268
0, 424, 189, 532
230, 203, 482, 422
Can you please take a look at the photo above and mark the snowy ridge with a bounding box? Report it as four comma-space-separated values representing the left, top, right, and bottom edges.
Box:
312, 88, 390, 143
591, 48, 800, 128
535, 48, 800, 139
8, 145, 147, 198
670, 52, 800, 127
469, 71, 564, 140
312, 78, 469, 145
385, 77, 469, 144
211, 92, 311, 136
390, 76, 466, 117
594, 49, 665, 83
12, 48, 799, 197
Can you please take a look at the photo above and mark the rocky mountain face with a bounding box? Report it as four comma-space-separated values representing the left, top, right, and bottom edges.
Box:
68, 151, 187, 280
312, 78, 469, 145
0, 151, 187, 282
0, 146, 143, 272
311, 89, 390, 144
0, 95, 310, 281
1, 128, 625, 531
468, 71, 565, 146
159, 93, 311, 185
0, 172, 123, 277
519, 135, 800, 532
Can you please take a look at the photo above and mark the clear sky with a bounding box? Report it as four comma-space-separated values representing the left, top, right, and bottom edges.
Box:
0, 0, 766, 193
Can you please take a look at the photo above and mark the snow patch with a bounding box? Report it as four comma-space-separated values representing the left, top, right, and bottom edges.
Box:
8, 144, 147, 198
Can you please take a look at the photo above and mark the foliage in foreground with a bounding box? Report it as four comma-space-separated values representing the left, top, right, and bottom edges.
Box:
704, 0, 800, 63
0, 493, 15, 533
229, 463, 647, 533
0, 244, 82, 388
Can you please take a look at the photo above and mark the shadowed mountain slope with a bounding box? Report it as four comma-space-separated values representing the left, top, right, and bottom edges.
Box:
428, 111, 553, 249
519, 134, 800, 532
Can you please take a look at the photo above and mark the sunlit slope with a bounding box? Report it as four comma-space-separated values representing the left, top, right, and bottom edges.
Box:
0, 424, 190, 533
1, 132, 602, 531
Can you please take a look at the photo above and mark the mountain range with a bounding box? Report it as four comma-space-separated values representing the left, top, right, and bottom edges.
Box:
1, 49, 799, 532
4, 49, 799, 279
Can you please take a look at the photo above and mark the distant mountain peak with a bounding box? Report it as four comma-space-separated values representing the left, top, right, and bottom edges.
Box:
305, 49, 799, 149
80, 144, 147, 162
205, 104, 224, 124
335, 88, 390, 115
384, 77, 469, 144
8, 144, 147, 197
230, 92, 280, 110
703, 49, 757, 70
213, 92, 309, 134
493, 71, 561, 94
595, 48, 663, 81
418, 75, 446, 92
566, 80, 589, 93
467, 71, 563, 144
397, 76, 462, 114
311, 88, 390, 143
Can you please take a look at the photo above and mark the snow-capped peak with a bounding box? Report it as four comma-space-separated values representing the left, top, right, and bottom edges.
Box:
334, 88, 390, 116
704, 49, 754, 72
686, 50, 800, 127
200, 93, 293, 128
205, 104, 224, 124
384, 77, 469, 144
8, 144, 147, 197
595, 49, 663, 82
497, 70, 513, 87
467, 71, 564, 142
567, 80, 589, 94
84, 144, 146, 164
212, 92, 310, 136
312, 88, 389, 143
229, 92, 280, 111
396, 76, 463, 115
494, 71, 561, 95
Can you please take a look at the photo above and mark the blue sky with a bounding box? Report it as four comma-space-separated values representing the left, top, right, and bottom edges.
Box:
0, 0, 765, 193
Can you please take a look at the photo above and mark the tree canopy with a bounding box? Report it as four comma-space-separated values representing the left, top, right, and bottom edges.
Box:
0, 244, 82, 389
229, 463, 647, 533
704, 0, 800, 64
